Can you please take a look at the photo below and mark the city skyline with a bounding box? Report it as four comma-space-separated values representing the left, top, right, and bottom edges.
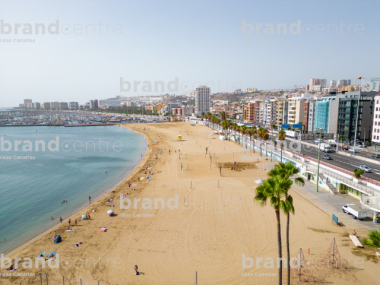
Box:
1, 0, 379, 107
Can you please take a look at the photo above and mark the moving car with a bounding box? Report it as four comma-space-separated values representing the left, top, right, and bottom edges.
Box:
322, 154, 332, 160
319, 143, 332, 153
359, 165, 372, 173
348, 148, 361, 153
341, 145, 349, 150
370, 153, 380, 158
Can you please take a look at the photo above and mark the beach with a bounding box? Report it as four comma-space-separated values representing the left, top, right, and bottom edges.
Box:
1, 122, 378, 285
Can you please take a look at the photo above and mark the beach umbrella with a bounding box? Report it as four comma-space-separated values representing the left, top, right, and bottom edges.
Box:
107, 210, 114, 214
255, 178, 263, 185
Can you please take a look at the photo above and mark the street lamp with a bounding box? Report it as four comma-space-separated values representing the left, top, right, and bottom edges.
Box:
316, 127, 326, 193
353, 76, 364, 157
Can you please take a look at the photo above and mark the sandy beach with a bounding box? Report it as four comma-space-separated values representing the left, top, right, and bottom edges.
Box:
1, 122, 378, 285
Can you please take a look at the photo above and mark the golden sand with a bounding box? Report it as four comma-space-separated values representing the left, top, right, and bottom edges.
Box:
1, 122, 378, 285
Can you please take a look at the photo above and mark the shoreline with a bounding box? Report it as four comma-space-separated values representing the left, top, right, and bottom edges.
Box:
3, 125, 150, 257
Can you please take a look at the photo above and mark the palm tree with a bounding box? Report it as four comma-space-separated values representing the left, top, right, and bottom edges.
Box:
278, 130, 286, 162
262, 129, 269, 157
268, 162, 305, 285
255, 176, 293, 285
220, 111, 227, 120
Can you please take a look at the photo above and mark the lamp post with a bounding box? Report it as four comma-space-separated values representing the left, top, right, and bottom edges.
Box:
316, 127, 326, 193
353, 76, 364, 157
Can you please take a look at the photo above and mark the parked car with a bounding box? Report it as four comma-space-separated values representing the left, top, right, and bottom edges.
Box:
315, 139, 324, 144
370, 153, 380, 158
348, 148, 361, 153
322, 154, 332, 160
359, 165, 372, 173
341, 145, 349, 150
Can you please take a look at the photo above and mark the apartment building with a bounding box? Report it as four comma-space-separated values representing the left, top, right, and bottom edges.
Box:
336, 91, 376, 141
243, 102, 255, 122
372, 94, 380, 143
308, 101, 316, 132
258, 101, 265, 124
59, 102, 69, 110
50, 102, 60, 110
43, 102, 51, 110
276, 101, 284, 127
69, 102, 79, 110
24, 99, 33, 109
195, 86, 210, 114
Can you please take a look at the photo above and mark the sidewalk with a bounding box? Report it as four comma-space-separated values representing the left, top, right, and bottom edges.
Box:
291, 178, 380, 231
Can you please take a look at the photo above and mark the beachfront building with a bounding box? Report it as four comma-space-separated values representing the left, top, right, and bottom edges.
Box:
195, 86, 210, 115
89, 100, 94, 109
69, 102, 79, 110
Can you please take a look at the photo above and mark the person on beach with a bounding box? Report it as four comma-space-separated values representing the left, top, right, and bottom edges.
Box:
75, 219, 78, 226
1, 239, 5, 242
59, 217, 63, 223
88, 215, 91, 219
352, 230, 357, 236
134, 264, 139, 275
51, 216, 54, 220
68, 219, 71, 226
66, 200, 68, 203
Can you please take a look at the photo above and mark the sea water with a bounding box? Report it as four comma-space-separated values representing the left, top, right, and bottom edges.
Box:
0, 125, 146, 254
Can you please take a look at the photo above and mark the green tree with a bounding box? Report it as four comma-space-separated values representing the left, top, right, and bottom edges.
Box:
363, 229, 380, 248
353, 168, 364, 178
254, 176, 294, 285
268, 162, 305, 285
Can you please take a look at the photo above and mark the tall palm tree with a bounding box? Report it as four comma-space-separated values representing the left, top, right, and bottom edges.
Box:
268, 162, 305, 285
255, 176, 293, 285
278, 130, 286, 162
220, 111, 227, 120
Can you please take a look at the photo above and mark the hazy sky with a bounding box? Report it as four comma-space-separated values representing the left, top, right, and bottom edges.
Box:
0, 0, 379, 107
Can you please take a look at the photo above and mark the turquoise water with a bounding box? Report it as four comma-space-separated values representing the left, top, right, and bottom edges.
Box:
0, 126, 146, 254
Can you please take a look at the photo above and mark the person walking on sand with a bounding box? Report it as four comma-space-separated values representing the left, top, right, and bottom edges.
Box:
68, 219, 71, 226
75, 219, 78, 226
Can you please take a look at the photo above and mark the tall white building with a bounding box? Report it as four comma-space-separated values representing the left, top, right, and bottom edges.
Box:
195, 86, 210, 115
330, 80, 337, 87
372, 94, 380, 144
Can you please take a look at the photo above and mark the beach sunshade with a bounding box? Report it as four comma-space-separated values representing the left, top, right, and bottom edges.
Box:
37, 252, 47, 258
98, 229, 106, 232
255, 178, 264, 185
82, 215, 87, 218
107, 210, 114, 214
47, 251, 56, 257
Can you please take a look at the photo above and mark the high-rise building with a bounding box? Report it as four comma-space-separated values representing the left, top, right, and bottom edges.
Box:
50, 102, 59, 110
24, 99, 32, 109
43, 102, 51, 110
69, 102, 79, 110
32, 102, 40, 110
59, 102, 69, 110
195, 86, 210, 115
372, 94, 380, 144
94, 100, 99, 109
309, 79, 326, 90
330, 80, 337, 87
89, 100, 94, 109
337, 79, 351, 87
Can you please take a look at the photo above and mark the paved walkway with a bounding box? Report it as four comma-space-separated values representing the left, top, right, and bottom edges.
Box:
291, 178, 380, 231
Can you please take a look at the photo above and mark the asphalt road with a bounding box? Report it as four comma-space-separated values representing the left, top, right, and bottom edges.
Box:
267, 136, 380, 182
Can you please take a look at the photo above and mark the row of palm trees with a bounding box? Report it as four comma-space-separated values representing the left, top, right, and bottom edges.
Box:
255, 162, 305, 285
204, 113, 289, 158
